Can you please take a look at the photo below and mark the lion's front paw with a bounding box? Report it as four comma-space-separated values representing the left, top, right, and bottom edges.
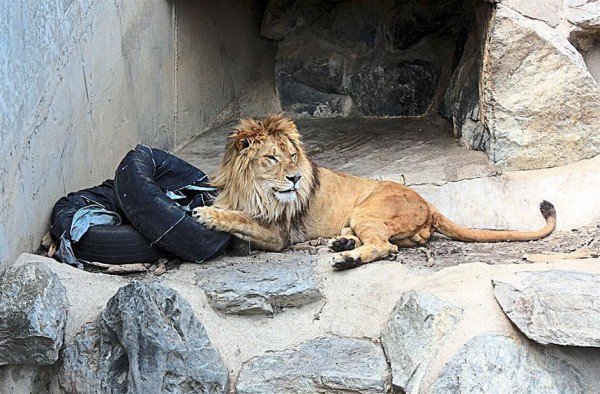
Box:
328, 236, 361, 252
192, 206, 226, 231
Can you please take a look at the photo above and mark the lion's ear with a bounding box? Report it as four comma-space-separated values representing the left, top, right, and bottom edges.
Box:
235, 137, 251, 152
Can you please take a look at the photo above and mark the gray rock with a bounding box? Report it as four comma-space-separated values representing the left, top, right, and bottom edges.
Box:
276, 28, 350, 95
310, 0, 385, 56
492, 270, 600, 347
265, 0, 464, 118
348, 61, 438, 116
277, 73, 352, 117
0, 261, 67, 366
381, 291, 462, 394
567, 1, 600, 30
482, 5, 600, 170
274, 28, 353, 117
260, 0, 298, 40
432, 334, 587, 393
196, 254, 322, 315
383, 0, 465, 52
59, 281, 228, 393
236, 336, 391, 394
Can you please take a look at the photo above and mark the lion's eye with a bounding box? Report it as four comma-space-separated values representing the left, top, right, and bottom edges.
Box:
266, 155, 279, 164
291, 153, 298, 161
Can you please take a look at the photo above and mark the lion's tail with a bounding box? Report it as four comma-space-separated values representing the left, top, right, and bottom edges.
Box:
432, 200, 556, 242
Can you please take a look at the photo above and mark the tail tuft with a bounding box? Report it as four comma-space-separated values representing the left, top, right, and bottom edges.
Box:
539, 200, 556, 220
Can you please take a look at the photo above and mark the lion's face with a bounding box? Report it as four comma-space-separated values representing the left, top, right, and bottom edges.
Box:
212, 114, 318, 222
252, 136, 304, 203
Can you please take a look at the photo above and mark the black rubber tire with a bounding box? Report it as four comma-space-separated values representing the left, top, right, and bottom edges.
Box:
72, 224, 165, 264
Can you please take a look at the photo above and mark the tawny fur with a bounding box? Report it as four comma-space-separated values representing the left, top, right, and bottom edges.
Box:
193, 114, 556, 270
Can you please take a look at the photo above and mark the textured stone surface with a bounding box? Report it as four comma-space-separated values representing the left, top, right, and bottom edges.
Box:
59, 281, 229, 393
348, 61, 438, 116
567, 0, 600, 29
482, 5, 600, 170
381, 291, 463, 393
236, 337, 390, 394
0, 261, 67, 366
264, 0, 466, 117
503, 0, 563, 27
441, 3, 491, 152
196, 254, 322, 315
492, 270, 600, 347
432, 334, 587, 393
383, 0, 465, 52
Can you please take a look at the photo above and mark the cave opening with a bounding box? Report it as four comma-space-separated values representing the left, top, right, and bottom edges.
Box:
181, 0, 499, 185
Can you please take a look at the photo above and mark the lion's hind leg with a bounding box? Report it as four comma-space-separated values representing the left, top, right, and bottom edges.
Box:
329, 184, 430, 270
330, 211, 400, 270
330, 239, 398, 270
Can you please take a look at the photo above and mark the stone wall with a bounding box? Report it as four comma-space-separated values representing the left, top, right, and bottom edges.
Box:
0, 0, 271, 268
263, 0, 469, 117
263, 0, 599, 170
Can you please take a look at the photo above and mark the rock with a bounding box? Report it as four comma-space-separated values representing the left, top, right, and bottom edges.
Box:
432, 333, 587, 393
195, 254, 322, 315
441, 4, 492, 152
59, 281, 229, 393
492, 270, 600, 347
277, 72, 351, 117
276, 28, 350, 95
236, 337, 390, 393
260, 0, 297, 40
0, 261, 67, 366
482, 5, 600, 170
275, 28, 353, 117
567, 1, 600, 30
348, 61, 438, 116
442, 31, 488, 151
310, 0, 385, 56
383, 0, 465, 52
381, 291, 463, 394
266, 0, 463, 118
502, 0, 563, 27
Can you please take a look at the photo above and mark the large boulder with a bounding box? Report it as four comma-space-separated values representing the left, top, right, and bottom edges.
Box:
0, 261, 67, 365
236, 336, 390, 393
348, 61, 439, 116
58, 281, 229, 393
195, 254, 322, 315
381, 291, 463, 393
481, 5, 600, 170
492, 270, 600, 347
432, 333, 588, 393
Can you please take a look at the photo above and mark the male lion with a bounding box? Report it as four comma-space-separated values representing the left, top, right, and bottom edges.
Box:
192, 114, 556, 270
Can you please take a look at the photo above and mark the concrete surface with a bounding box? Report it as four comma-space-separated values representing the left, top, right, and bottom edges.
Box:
177, 117, 500, 184
178, 117, 600, 231
0, 0, 272, 268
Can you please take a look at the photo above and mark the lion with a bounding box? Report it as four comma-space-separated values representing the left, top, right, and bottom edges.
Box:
192, 114, 556, 270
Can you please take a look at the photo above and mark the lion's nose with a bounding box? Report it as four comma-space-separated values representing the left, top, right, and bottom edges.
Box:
286, 174, 301, 184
